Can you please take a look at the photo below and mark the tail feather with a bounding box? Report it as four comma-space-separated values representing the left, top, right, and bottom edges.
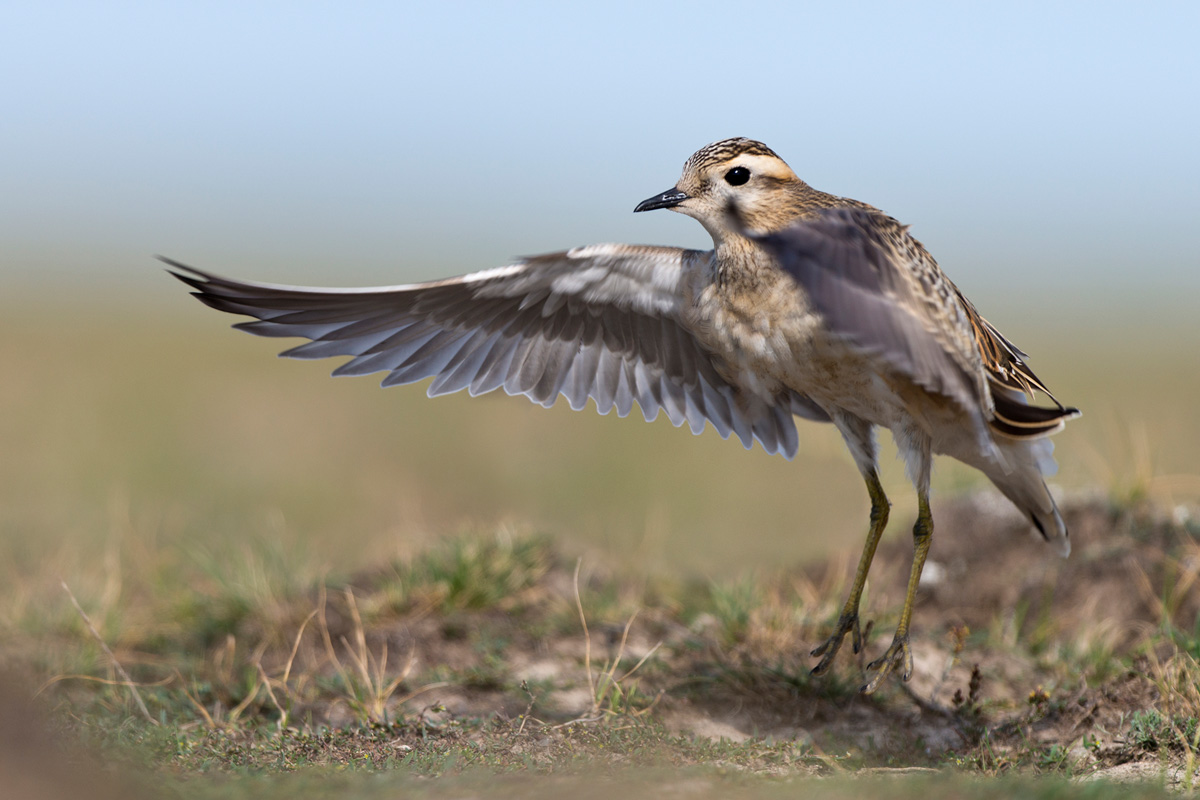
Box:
984, 437, 1069, 557
990, 386, 1080, 439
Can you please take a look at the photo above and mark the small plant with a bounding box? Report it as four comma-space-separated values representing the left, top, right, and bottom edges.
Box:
1128, 710, 1171, 753
251, 606, 318, 731
318, 586, 418, 724
412, 533, 552, 612
561, 559, 662, 725
708, 576, 763, 645
1036, 743, 1070, 771
952, 664, 984, 718
1126, 709, 1200, 755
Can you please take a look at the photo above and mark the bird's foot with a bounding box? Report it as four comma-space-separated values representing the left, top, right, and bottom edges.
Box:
809, 612, 862, 676
860, 630, 914, 694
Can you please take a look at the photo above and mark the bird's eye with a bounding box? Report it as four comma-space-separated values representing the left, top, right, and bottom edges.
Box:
724, 166, 751, 186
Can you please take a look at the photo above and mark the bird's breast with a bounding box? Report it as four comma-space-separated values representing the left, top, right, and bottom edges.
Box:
684, 266, 820, 398
683, 265, 915, 428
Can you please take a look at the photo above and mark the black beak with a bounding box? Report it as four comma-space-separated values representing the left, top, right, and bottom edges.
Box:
634, 187, 689, 213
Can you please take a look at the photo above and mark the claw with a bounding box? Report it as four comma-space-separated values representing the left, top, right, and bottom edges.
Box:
859, 630, 914, 694
809, 612, 861, 676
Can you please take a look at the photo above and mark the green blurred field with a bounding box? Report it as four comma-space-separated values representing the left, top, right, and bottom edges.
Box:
2, 282, 1198, 598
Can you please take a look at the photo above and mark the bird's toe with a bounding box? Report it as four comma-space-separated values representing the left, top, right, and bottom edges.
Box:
860, 632, 913, 694
809, 612, 861, 676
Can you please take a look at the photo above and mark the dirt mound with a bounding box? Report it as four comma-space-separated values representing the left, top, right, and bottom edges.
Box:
27, 491, 1200, 780
657, 491, 1200, 770
269, 491, 1198, 773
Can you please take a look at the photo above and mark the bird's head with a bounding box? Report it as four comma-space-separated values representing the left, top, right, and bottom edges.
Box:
634, 138, 807, 244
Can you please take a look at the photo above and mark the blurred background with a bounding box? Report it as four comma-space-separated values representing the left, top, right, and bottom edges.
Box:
1, 2, 1198, 589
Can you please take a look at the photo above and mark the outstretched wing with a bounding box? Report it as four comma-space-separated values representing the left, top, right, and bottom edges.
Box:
746, 207, 1077, 438
166, 244, 807, 457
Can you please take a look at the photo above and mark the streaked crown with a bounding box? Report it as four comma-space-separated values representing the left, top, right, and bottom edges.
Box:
682, 138, 783, 173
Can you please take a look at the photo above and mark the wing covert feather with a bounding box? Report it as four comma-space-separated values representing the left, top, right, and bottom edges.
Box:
749, 208, 1078, 440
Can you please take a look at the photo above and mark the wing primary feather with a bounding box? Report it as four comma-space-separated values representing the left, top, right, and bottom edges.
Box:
659, 370, 688, 427
728, 394, 755, 450
632, 362, 664, 423
683, 389, 708, 435
613, 360, 635, 418
469, 335, 522, 396
591, 350, 621, 415
501, 335, 542, 396
699, 379, 735, 435
565, 343, 602, 411
380, 329, 473, 387
530, 340, 577, 407
427, 329, 501, 397
331, 327, 441, 377
281, 328, 403, 360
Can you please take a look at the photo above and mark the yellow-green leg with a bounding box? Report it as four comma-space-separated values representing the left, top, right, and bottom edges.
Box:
860, 491, 933, 695
810, 469, 890, 676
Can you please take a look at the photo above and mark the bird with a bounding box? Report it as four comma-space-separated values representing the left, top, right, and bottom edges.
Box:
167, 137, 1078, 693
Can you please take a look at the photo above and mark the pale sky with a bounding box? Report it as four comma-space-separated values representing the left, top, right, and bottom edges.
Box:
2, 1, 1197, 297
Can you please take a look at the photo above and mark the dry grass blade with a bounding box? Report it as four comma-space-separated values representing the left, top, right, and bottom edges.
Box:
176, 670, 217, 728
311, 584, 416, 723
226, 672, 264, 725
281, 608, 319, 687
557, 560, 661, 726
248, 607, 320, 731
571, 558, 595, 703
617, 639, 663, 684
392, 680, 452, 707
256, 661, 288, 730
60, 580, 156, 725
316, 583, 355, 703
35, 673, 173, 696
338, 588, 381, 715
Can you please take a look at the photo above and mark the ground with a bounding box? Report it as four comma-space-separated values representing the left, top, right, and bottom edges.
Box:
4, 490, 1200, 798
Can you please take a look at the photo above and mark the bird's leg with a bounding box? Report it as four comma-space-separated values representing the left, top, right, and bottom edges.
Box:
811, 469, 890, 676
861, 491, 933, 694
